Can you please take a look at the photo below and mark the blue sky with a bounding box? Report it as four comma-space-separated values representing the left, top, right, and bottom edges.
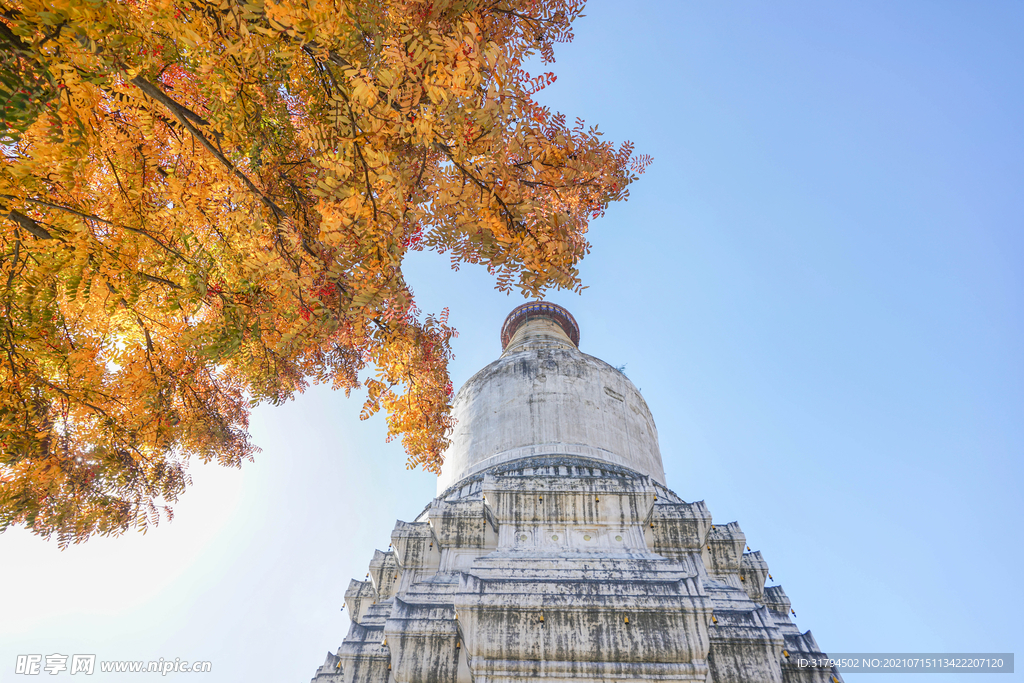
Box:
2, 1, 1021, 681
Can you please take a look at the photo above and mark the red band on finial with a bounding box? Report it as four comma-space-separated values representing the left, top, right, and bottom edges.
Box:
500, 301, 580, 350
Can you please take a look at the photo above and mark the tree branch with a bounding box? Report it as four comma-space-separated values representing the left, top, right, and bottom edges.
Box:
138, 272, 182, 290
3, 194, 105, 224
436, 144, 523, 235
2, 194, 193, 264
130, 76, 287, 221
4, 208, 56, 240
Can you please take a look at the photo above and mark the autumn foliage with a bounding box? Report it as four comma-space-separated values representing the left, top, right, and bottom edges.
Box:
0, 0, 649, 544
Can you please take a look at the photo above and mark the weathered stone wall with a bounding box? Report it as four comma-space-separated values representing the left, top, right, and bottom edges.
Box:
313, 459, 842, 683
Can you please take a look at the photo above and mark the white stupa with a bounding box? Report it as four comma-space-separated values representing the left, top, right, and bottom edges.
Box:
308, 302, 842, 683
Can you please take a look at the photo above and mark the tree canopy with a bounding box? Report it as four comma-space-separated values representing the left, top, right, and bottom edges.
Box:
0, 0, 648, 545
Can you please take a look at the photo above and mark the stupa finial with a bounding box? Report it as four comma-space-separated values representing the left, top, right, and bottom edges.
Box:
500, 301, 580, 350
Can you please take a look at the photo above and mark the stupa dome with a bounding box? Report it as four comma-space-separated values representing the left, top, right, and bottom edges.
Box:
436, 301, 667, 493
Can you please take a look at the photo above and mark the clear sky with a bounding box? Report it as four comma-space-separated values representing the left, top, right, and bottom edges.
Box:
2, 1, 1022, 681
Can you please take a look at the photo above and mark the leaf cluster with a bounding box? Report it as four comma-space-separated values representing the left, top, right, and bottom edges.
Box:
0, 0, 647, 545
